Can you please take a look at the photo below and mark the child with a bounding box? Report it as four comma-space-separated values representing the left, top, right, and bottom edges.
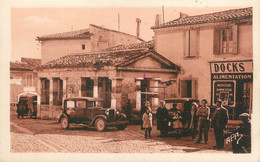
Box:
142, 107, 153, 139
173, 111, 183, 139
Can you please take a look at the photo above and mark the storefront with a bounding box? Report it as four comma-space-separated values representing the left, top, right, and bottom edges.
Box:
210, 60, 253, 119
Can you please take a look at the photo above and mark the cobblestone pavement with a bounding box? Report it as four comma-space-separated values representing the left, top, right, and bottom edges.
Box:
10, 114, 232, 153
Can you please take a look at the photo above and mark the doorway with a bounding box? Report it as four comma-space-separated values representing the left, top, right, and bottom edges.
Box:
236, 80, 252, 117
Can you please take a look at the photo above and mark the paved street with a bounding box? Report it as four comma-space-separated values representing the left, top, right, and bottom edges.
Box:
10, 113, 232, 153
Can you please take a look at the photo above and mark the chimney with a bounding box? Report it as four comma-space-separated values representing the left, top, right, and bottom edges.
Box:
136, 18, 141, 38
155, 14, 162, 26
180, 12, 188, 19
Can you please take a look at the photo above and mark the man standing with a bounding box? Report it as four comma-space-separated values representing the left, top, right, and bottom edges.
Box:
196, 99, 210, 144
156, 100, 168, 137
211, 100, 229, 149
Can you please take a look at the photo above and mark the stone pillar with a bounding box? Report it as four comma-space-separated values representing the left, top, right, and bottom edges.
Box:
151, 78, 161, 108
48, 77, 53, 119
111, 78, 117, 109
135, 78, 143, 112
78, 77, 82, 97
60, 77, 67, 103
37, 79, 41, 119
92, 77, 98, 98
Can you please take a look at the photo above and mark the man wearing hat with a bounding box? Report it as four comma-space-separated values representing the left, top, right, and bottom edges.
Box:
232, 113, 251, 153
211, 100, 229, 149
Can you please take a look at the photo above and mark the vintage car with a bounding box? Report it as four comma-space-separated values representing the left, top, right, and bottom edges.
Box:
58, 97, 128, 132
160, 98, 200, 136
17, 94, 37, 118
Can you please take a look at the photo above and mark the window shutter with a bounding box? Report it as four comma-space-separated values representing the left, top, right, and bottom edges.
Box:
213, 28, 221, 55
232, 25, 238, 54
184, 30, 190, 57
190, 30, 197, 57
192, 79, 197, 98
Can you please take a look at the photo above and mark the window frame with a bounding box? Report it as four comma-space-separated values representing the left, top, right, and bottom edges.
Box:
82, 44, 85, 50
26, 74, 33, 87
213, 25, 238, 55
53, 78, 63, 106
220, 27, 233, 54
184, 29, 200, 59
40, 78, 50, 105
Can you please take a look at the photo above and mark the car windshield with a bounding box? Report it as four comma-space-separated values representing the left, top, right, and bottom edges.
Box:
87, 101, 103, 107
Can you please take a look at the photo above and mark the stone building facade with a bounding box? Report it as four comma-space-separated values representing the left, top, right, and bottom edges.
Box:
10, 58, 41, 111
36, 44, 180, 119
151, 7, 253, 118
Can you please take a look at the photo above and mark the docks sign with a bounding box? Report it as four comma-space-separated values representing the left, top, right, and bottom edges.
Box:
211, 61, 253, 74
210, 61, 253, 80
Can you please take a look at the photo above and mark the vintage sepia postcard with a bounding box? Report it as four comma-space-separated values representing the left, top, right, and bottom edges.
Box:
1, 0, 259, 161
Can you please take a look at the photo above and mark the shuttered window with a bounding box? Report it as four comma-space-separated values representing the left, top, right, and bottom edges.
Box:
53, 78, 63, 106
184, 30, 199, 58
26, 74, 33, 87
41, 78, 49, 104
179, 79, 197, 98
180, 80, 192, 98
213, 25, 238, 55
81, 78, 94, 97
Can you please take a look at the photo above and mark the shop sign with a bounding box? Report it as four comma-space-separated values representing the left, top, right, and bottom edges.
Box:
210, 61, 253, 74
213, 81, 236, 106
212, 73, 253, 80
10, 78, 22, 85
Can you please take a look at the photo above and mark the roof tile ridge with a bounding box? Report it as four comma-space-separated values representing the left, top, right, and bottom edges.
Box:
36, 28, 90, 38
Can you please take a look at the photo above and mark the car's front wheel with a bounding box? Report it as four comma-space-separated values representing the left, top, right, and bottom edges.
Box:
60, 117, 69, 129
116, 124, 127, 130
95, 118, 106, 132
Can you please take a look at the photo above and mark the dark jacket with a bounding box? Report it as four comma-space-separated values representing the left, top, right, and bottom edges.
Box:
156, 107, 168, 130
211, 106, 229, 129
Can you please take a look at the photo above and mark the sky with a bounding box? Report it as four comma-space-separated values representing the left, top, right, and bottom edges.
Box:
11, 6, 250, 61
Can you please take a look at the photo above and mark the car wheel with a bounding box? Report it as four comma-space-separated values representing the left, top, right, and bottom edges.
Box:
60, 117, 69, 129
116, 124, 127, 130
95, 118, 106, 132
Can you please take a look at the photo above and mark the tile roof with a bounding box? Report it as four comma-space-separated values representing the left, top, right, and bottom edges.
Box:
36, 24, 145, 41
151, 7, 252, 29
21, 57, 41, 67
36, 29, 92, 41
102, 40, 153, 52
10, 62, 34, 71
10, 57, 42, 71
39, 48, 178, 70
40, 49, 148, 68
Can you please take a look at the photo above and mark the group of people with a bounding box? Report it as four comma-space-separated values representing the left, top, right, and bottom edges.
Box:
190, 99, 229, 149
141, 99, 230, 150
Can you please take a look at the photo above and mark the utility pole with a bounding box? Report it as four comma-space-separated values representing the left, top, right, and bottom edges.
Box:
118, 13, 120, 31
162, 5, 165, 24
